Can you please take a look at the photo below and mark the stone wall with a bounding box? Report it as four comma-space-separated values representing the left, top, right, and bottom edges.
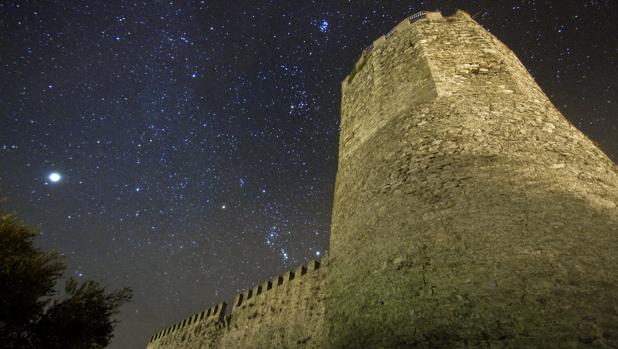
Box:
327, 10, 618, 348
145, 257, 327, 349
146, 302, 227, 349
340, 12, 438, 160
144, 10, 618, 349
218, 258, 326, 348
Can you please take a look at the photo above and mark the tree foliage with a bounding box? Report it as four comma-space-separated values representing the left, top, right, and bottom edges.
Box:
0, 213, 132, 348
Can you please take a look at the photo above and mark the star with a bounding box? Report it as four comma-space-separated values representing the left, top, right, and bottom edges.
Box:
48, 172, 62, 183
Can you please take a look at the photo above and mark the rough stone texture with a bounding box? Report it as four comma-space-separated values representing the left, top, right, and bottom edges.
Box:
327, 10, 618, 349
145, 258, 327, 349
144, 10, 618, 349
146, 302, 228, 349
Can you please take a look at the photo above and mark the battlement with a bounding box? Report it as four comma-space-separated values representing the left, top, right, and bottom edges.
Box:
146, 257, 327, 348
147, 301, 227, 344
231, 258, 323, 310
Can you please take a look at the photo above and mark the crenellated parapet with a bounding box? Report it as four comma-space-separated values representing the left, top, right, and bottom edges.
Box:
231, 258, 322, 311
146, 257, 328, 349
146, 301, 227, 348
219, 257, 327, 348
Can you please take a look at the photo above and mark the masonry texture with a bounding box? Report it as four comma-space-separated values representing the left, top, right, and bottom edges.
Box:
145, 11, 618, 348
328, 10, 618, 349
146, 258, 327, 349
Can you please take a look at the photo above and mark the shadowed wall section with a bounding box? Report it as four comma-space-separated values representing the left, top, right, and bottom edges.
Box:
327, 10, 618, 349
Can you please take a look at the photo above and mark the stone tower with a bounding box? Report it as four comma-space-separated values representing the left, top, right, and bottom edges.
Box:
327, 10, 618, 348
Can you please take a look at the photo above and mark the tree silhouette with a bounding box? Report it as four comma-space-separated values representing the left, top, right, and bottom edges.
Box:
0, 213, 132, 349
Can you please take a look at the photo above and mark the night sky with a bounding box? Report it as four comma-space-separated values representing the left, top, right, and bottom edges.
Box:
1, 1, 616, 348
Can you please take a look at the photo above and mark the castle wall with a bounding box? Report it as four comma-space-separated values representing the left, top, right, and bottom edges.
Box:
327, 10, 618, 348
145, 302, 227, 349
145, 258, 327, 349
219, 258, 327, 348
145, 10, 618, 349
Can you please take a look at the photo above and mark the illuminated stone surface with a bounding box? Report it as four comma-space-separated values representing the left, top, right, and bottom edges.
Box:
146, 11, 618, 348
328, 10, 618, 349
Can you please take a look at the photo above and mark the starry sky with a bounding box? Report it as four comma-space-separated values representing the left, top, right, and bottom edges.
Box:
1, 1, 616, 348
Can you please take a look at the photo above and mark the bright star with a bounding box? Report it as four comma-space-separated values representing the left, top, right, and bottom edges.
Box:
48, 172, 62, 183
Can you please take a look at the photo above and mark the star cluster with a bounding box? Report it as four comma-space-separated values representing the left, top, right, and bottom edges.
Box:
1, 1, 616, 348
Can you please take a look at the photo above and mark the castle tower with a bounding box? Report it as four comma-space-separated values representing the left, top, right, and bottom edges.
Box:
327, 10, 618, 348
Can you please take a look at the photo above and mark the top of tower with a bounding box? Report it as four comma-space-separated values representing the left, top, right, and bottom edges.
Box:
364, 11, 444, 52
356, 10, 480, 56
343, 10, 479, 86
